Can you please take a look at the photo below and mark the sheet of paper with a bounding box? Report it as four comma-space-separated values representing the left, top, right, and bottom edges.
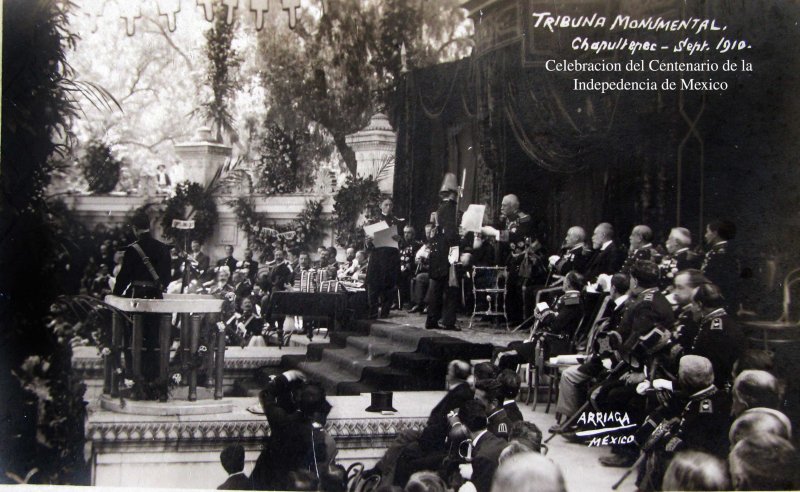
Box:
373, 224, 398, 248
460, 204, 486, 233
364, 220, 389, 237
448, 246, 459, 264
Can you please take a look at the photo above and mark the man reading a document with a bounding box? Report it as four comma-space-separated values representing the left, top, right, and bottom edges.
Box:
365, 197, 404, 319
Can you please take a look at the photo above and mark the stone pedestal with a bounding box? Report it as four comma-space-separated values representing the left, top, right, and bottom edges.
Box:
345, 113, 397, 194
87, 392, 438, 488
173, 127, 232, 187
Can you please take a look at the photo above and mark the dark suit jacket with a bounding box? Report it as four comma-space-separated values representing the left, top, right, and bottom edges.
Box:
471, 431, 508, 492
191, 251, 211, 274
418, 382, 474, 452
112, 233, 171, 297
218, 256, 239, 274
218, 472, 252, 490
585, 242, 625, 281
429, 199, 459, 280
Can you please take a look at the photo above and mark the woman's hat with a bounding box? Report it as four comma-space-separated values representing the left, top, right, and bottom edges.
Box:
365, 391, 397, 412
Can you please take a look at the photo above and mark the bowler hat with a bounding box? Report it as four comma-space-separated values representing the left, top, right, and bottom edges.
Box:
366, 391, 397, 412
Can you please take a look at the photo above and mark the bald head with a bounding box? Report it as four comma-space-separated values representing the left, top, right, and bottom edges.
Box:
491, 452, 566, 492
591, 223, 614, 249
730, 408, 792, 445
666, 227, 692, 254
501, 195, 520, 216
630, 225, 653, 250
564, 226, 586, 249
732, 370, 782, 416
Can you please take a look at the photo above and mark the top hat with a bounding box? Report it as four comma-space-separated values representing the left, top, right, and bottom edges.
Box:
365, 391, 397, 413
439, 173, 458, 194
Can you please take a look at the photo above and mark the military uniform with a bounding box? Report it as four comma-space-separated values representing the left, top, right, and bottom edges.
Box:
112, 232, 171, 383
366, 213, 405, 318
553, 244, 593, 276
498, 211, 542, 322
399, 239, 422, 307
688, 308, 745, 390
498, 290, 584, 370
637, 385, 731, 490
621, 244, 664, 275
487, 407, 513, 440
426, 197, 460, 329
658, 248, 702, 288
618, 287, 676, 354
702, 241, 740, 309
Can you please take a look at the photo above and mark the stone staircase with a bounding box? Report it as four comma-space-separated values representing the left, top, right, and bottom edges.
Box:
282, 318, 494, 396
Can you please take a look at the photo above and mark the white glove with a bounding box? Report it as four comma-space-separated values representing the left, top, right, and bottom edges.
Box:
548, 255, 561, 266
652, 379, 673, 392
283, 369, 306, 382
459, 463, 473, 480
635, 381, 652, 395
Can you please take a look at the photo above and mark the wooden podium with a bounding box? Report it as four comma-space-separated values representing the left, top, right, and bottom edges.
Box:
103, 294, 224, 403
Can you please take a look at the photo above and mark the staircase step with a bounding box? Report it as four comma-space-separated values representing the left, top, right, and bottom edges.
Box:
319, 346, 394, 376
346, 336, 417, 357
295, 360, 361, 395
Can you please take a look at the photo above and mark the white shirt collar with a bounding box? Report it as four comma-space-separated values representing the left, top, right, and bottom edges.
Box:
614, 294, 630, 308
228, 471, 245, 479
675, 247, 689, 254
601, 240, 613, 251
503, 399, 515, 406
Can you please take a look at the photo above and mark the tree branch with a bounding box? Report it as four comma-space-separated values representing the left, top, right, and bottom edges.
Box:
142, 17, 194, 70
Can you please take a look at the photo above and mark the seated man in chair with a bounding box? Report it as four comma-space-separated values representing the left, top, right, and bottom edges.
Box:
495, 271, 585, 372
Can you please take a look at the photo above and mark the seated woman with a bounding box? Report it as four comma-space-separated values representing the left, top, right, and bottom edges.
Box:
495, 271, 585, 371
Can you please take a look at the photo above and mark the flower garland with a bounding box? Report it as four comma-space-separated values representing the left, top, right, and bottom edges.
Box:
332, 174, 384, 248
160, 181, 219, 244
230, 197, 328, 259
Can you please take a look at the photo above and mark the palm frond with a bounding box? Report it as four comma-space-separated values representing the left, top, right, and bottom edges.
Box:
54, 295, 132, 324
375, 154, 395, 181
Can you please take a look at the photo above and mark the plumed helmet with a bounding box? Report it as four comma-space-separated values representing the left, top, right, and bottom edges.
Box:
439, 173, 458, 193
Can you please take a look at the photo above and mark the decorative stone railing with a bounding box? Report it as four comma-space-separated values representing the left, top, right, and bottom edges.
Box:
103, 294, 224, 404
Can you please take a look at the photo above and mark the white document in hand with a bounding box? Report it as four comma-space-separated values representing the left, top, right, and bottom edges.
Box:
364, 220, 389, 237
373, 224, 398, 248
460, 204, 486, 233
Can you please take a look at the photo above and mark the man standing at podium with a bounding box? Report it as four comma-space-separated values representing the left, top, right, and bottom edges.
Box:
113, 214, 171, 383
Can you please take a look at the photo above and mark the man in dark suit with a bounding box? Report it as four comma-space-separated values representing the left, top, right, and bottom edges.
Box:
217, 245, 239, 275
251, 370, 332, 491
585, 222, 625, 282
112, 214, 172, 385
459, 400, 507, 492
365, 197, 405, 319
426, 174, 461, 331
498, 369, 524, 423
240, 248, 259, 284
189, 239, 211, 280
217, 444, 252, 490
621, 225, 663, 274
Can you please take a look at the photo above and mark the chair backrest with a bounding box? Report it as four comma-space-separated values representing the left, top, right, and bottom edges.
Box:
582, 295, 613, 354
472, 266, 507, 291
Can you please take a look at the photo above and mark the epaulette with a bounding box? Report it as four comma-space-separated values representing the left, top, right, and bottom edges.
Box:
699, 398, 713, 414
563, 291, 581, 306
517, 213, 531, 223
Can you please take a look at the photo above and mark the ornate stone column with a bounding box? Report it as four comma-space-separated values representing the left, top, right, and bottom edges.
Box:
345, 113, 397, 195
173, 127, 232, 187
